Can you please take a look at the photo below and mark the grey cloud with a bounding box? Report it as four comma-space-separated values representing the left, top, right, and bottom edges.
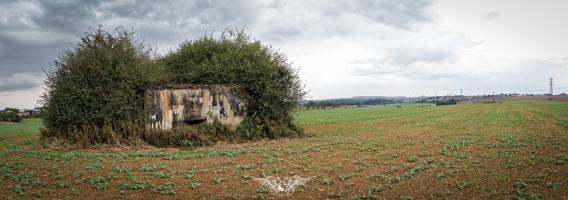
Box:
0, 0, 99, 92
351, 57, 568, 85
485, 11, 499, 20
386, 45, 456, 66
314, 0, 433, 29
482, 59, 567, 93
33, 1, 101, 33
0, 0, 264, 92
99, 0, 260, 26
0, 0, 437, 93
349, 59, 464, 80
256, 0, 435, 42
0, 33, 64, 75
347, 30, 478, 79
0, 72, 44, 92
349, 61, 404, 75
348, 44, 459, 79
347, 0, 433, 29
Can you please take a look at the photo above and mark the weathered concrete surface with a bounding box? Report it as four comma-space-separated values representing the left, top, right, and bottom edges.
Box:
144, 85, 246, 130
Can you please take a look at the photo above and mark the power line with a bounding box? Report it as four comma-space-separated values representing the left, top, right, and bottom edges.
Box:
549, 77, 553, 96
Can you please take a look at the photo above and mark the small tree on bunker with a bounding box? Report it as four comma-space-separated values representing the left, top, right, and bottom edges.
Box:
164, 30, 306, 139
40, 26, 165, 145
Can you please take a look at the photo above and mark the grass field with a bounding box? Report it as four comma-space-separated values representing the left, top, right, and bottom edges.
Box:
1, 100, 567, 199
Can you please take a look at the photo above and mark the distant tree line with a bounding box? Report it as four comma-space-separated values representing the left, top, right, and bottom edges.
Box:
303, 98, 395, 109
0, 108, 23, 123
435, 99, 458, 106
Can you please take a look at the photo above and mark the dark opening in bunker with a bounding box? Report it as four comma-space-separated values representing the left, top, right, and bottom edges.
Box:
184, 117, 207, 125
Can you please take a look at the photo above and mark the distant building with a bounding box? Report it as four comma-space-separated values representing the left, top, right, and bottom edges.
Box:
21, 108, 41, 118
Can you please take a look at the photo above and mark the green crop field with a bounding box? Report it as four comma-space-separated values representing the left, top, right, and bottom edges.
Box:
0, 118, 42, 145
1, 100, 567, 199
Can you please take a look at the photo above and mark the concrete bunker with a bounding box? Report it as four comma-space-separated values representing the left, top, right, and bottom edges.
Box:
144, 85, 246, 130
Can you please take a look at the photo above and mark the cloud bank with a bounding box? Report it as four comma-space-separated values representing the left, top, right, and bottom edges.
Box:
1, 0, 567, 108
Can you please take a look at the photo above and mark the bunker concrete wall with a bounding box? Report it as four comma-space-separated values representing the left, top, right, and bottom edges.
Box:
145, 85, 246, 130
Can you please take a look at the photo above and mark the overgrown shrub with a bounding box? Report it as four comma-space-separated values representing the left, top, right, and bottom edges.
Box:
40, 26, 166, 145
41, 27, 306, 147
163, 30, 306, 139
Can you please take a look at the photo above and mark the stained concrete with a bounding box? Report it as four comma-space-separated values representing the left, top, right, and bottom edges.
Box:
145, 85, 246, 130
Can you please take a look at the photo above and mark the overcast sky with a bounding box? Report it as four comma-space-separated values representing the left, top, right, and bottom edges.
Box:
1, 0, 567, 109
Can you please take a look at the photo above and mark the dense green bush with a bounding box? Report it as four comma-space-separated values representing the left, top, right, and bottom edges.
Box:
40, 27, 166, 145
164, 30, 306, 139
